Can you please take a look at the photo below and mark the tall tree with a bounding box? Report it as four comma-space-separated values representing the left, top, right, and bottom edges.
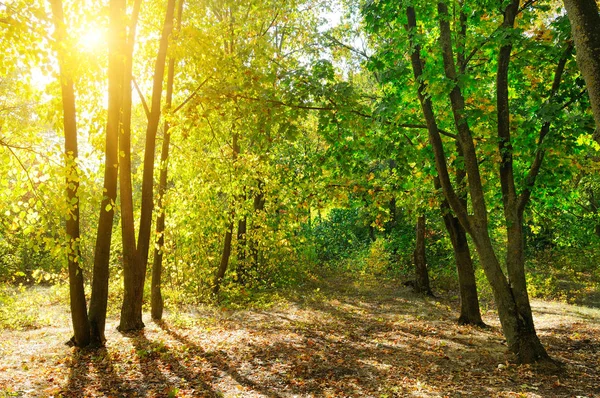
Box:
87, 0, 125, 347
119, 0, 177, 331
563, 0, 600, 138
378, 0, 575, 363
49, 0, 90, 348
151, 0, 186, 321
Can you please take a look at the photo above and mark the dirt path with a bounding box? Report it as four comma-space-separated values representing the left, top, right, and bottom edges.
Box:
1, 278, 599, 397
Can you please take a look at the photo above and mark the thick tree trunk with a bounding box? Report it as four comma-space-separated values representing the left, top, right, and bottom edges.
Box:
119, 0, 176, 332
50, 0, 90, 348
413, 215, 432, 295
563, 0, 600, 138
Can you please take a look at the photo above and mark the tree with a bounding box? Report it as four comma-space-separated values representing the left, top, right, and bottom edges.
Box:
49, 0, 90, 348
563, 0, 600, 138
118, 0, 177, 332
363, 0, 579, 362
151, 0, 185, 322
87, 0, 124, 347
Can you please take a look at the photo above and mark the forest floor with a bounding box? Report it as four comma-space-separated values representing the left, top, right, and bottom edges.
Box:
1, 276, 599, 398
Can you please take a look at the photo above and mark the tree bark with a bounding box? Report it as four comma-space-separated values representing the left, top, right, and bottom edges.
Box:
413, 215, 432, 295
151, 0, 185, 322
563, 0, 600, 139
50, 0, 90, 348
119, 0, 176, 332
250, 182, 266, 271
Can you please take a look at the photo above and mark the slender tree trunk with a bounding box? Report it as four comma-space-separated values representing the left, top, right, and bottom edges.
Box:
119, 0, 176, 332
213, 130, 240, 295
151, 0, 185, 321
214, 220, 235, 295
563, 0, 600, 138
50, 0, 90, 348
413, 215, 432, 295
235, 216, 247, 285
86, 0, 125, 348
117, 0, 142, 332
250, 183, 266, 271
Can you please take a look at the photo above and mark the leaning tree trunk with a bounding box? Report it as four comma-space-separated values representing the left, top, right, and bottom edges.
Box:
441, 211, 484, 326
413, 215, 432, 295
563, 0, 600, 138
119, 0, 176, 332
213, 220, 235, 295
50, 0, 90, 348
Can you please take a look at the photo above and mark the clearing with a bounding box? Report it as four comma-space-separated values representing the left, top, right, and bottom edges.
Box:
1, 277, 599, 397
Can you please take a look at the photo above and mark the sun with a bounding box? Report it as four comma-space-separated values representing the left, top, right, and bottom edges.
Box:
78, 26, 106, 53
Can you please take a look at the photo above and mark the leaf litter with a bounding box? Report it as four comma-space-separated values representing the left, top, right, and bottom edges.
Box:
0, 277, 598, 397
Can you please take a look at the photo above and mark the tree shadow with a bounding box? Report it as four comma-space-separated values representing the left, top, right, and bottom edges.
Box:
157, 321, 283, 398
92, 347, 136, 396
128, 330, 217, 396
59, 349, 90, 397
60, 346, 134, 397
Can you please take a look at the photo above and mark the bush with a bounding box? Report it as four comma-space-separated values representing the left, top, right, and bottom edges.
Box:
310, 208, 372, 262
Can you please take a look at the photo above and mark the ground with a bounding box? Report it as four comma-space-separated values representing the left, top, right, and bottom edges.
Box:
0, 277, 599, 397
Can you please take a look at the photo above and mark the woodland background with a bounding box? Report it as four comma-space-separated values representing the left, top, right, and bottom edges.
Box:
1, 0, 600, 395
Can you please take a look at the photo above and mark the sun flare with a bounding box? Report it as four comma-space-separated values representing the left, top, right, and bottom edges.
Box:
78, 26, 106, 53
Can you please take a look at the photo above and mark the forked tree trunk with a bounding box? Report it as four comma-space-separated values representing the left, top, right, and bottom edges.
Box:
563, 0, 600, 138
50, 0, 90, 348
413, 215, 432, 295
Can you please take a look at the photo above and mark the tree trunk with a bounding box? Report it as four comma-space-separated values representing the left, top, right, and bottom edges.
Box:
213, 220, 235, 295
563, 0, 600, 138
151, 0, 185, 322
250, 183, 266, 271
235, 216, 247, 285
119, 0, 176, 332
50, 0, 90, 348
441, 211, 484, 326
86, 0, 125, 348
413, 215, 432, 295
116, 0, 142, 332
